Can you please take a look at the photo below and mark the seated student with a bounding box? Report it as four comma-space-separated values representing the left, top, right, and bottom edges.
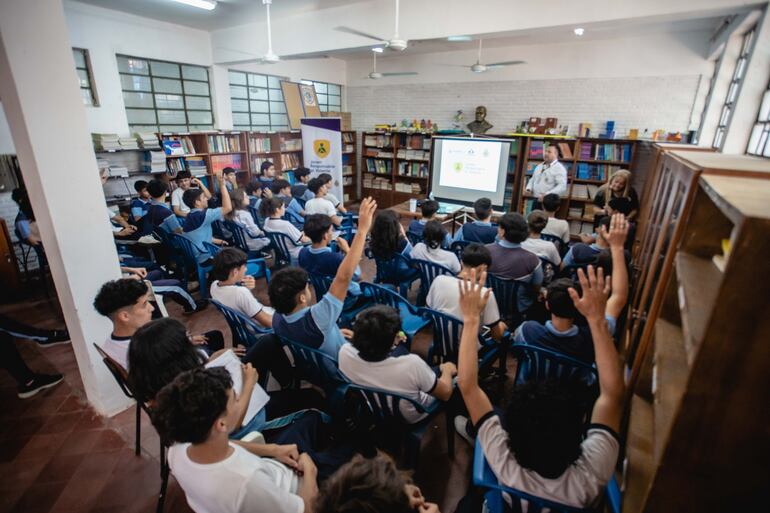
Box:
485, 213, 543, 312
182, 170, 232, 264
564, 216, 612, 269
268, 197, 376, 358
259, 160, 277, 189
370, 209, 417, 279
94, 279, 222, 370
145, 179, 183, 234
304, 178, 342, 225
540, 193, 570, 245
261, 197, 310, 264
515, 214, 628, 363
224, 189, 270, 252
409, 220, 461, 274
223, 166, 238, 193
12, 188, 41, 247
129, 180, 151, 228
291, 167, 313, 203
427, 243, 506, 342
455, 267, 623, 509
298, 214, 366, 310
339, 305, 456, 424
407, 199, 438, 238
316, 453, 440, 513
245, 179, 266, 209
522, 210, 562, 266
318, 173, 347, 214
172, 171, 212, 218
581, 199, 636, 251
453, 198, 497, 244
271, 179, 305, 218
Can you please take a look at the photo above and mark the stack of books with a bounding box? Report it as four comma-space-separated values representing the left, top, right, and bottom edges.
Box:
143, 151, 166, 173
280, 138, 302, 152
107, 165, 129, 178
135, 132, 160, 149
119, 136, 139, 150
529, 140, 544, 159
186, 156, 207, 177
280, 153, 300, 169
364, 134, 392, 148
579, 143, 592, 160
92, 133, 121, 151
250, 137, 272, 153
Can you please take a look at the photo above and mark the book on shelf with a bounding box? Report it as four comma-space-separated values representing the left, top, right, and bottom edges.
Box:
166, 158, 185, 175
163, 136, 196, 155
525, 161, 539, 177
557, 142, 573, 159
211, 154, 242, 174
280, 138, 302, 152
280, 153, 300, 169
92, 133, 121, 151
135, 132, 160, 149
207, 134, 241, 153
571, 184, 590, 199
249, 137, 272, 153
142, 151, 166, 173
363, 176, 392, 190
397, 161, 429, 177
582, 142, 632, 162
186, 156, 207, 177
342, 165, 353, 176
364, 134, 392, 148
119, 136, 139, 150
344, 144, 354, 153
569, 207, 584, 218
581, 222, 594, 233
586, 184, 600, 198
342, 132, 355, 143
366, 158, 392, 174
529, 140, 544, 159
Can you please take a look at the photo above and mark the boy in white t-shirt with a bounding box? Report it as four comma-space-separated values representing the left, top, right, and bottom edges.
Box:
521, 210, 562, 266
455, 267, 623, 509
171, 171, 212, 218
317, 173, 347, 214
304, 178, 342, 226
261, 197, 310, 263
540, 193, 570, 244
338, 305, 457, 424
153, 367, 317, 513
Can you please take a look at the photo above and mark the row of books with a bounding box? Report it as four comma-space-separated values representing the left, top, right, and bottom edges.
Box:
136, 132, 161, 149
92, 133, 121, 151
397, 161, 429, 177
529, 141, 573, 159
280, 153, 300, 168
570, 183, 600, 200
396, 134, 431, 150
342, 132, 355, 144
344, 144, 355, 153
142, 151, 166, 173
364, 148, 394, 159
574, 163, 620, 181
207, 135, 241, 153
364, 134, 392, 148
363, 176, 392, 190
366, 158, 392, 175
396, 149, 429, 161
250, 137, 272, 153
342, 176, 354, 186
342, 165, 353, 177
280, 139, 302, 152
186, 156, 207, 176
578, 143, 631, 162
395, 182, 422, 194
163, 136, 196, 155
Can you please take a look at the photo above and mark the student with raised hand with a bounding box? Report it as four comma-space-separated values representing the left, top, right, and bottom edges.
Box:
455, 266, 623, 509
268, 197, 377, 358
315, 453, 441, 513
515, 214, 628, 362
182, 169, 232, 264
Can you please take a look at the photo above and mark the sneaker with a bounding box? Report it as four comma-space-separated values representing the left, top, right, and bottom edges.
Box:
37, 330, 70, 348
18, 373, 64, 399
183, 300, 209, 315
454, 415, 475, 445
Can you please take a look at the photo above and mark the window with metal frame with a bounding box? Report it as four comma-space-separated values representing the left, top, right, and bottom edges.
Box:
713, 27, 756, 150
747, 80, 770, 157
73, 48, 99, 107
117, 54, 214, 134
300, 79, 342, 112
229, 70, 289, 131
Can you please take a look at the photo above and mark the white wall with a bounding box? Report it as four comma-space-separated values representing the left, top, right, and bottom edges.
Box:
346, 30, 714, 135
0, 103, 15, 154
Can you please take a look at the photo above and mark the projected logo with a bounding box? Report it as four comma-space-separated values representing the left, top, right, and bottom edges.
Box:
313, 139, 330, 159
453, 162, 463, 172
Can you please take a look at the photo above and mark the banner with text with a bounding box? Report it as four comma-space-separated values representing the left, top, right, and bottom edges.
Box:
300, 117, 343, 203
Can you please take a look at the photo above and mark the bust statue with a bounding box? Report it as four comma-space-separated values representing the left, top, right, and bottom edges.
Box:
466, 106, 493, 134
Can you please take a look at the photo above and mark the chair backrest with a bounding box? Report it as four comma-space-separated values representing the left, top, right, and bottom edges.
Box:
278, 336, 348, 392
472, 439, 589, 513
248, 205, 266, 231
283, 209, 304, 229
405, 230, 423, 246
359, 281, 417, 315
264, 230, 295, 266
283, 170, 295, 185
212, 220, 228, 240
511, 343, 598, 392
171, 234, 202, 269
202, 241, 222, 257
221, 220, 250, 253
411, 258, 456, 301
558, 263, 590, 281
417, 306, 464, 364
93, 343, 136, 401
450, 240, 471, 261
539, 257, 558, 285
486, 273, 523, 328
308, 274, 334, 301
540, 233, 566, 256
341, 382, 436, 426
365, 247, 413, 286
211, 300, 272, 348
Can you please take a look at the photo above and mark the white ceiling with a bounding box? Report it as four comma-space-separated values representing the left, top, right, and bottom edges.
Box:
72, 0, 368, 31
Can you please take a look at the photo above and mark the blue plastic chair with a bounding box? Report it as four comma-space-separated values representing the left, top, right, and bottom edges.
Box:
339, 382, 454, 469
486, 273, 524, 330
473, 438, 621, 513
365, 247, 420, 297
277, 336, 349, 410
222, 220, 270, 259
406, 230, 423, 247
540, 233, 567, 257
172, 234, 214, 299
211, 300, 273, 387
283, 170, 295, 185
450, 240, 471, 261
360, 282, 430, 344
248, 205, 266, 231
411, 258, 456, 306
417, 307, 500, 372
264, 230, 307, 268
510, 343, 598, 391
307, 274, 370, 325
283, 209, 305, 229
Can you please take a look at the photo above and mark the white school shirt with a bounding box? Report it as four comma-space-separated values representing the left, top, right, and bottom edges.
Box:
410, 243, 461, 274
542, 217, 570, 243
304, 197, 337, 218
325, 193, 341, 208
233, 210, 270, 251
264, 218, 304, 260
171, 187, 191, 214
209, 281, 274, 326
521, 238, 562, 266
101, 334, 131, 370
478, 414, 619, 509
338, 344, 438, 424
426, 275, 501, 327
168, 442, 303, 513
526, 160, 568, 197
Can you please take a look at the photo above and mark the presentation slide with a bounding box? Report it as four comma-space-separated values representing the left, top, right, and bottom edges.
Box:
438, 139, 502, 193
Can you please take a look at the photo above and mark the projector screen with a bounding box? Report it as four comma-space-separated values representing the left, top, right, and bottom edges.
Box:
430, 137, 510, 209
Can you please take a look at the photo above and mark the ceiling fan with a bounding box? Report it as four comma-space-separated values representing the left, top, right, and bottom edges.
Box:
335, 0, 408, 51
364, 51, 417, 80
258, 0, 280, 63
459, 39, 525, 73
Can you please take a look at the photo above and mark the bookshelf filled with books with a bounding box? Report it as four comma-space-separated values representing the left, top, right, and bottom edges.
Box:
362, 131, 431, 208
92, 132, 165, 205
342, 131, 358, 203
160, 131, 250, 188
247, 131, 304, 177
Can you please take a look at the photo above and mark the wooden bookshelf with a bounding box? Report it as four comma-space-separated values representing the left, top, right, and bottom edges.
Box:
159, 131, 251, 190
622, 172, 770, 513
342, 131, 358, 203
361, 131, 431, 208
246, 131, 304, 177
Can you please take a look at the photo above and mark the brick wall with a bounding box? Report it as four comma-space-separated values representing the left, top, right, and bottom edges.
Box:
347, 75, 702, 135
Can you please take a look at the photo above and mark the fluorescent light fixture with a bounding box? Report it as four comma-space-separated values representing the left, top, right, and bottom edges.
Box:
372, 47, 384, 53
171, 0, 217, 10
447, 35, 473, 42
574, 27, 585, 36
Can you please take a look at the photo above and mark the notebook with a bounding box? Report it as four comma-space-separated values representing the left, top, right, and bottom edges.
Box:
205, 350, 270, 427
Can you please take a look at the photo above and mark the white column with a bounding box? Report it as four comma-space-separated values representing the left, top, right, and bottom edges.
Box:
0, 0, 131, 415
211, 65, 233, 130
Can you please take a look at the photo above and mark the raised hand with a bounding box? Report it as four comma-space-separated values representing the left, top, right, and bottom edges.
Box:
356, 197, 377, 234
567, 265, 610, 322
458, 268, 490, 320
601, 213, 629, 249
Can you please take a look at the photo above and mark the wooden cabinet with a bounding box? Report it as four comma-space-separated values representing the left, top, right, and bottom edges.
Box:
622, 153, 770, 513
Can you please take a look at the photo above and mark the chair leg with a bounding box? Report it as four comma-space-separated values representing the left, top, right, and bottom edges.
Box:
157, 442, 169, 513
135, 402, 142, 456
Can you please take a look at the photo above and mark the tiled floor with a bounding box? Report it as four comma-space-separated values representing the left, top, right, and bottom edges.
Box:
0, 253, 513, 513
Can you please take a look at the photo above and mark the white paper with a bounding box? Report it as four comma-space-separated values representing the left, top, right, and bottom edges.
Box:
206, 350, 270, 427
